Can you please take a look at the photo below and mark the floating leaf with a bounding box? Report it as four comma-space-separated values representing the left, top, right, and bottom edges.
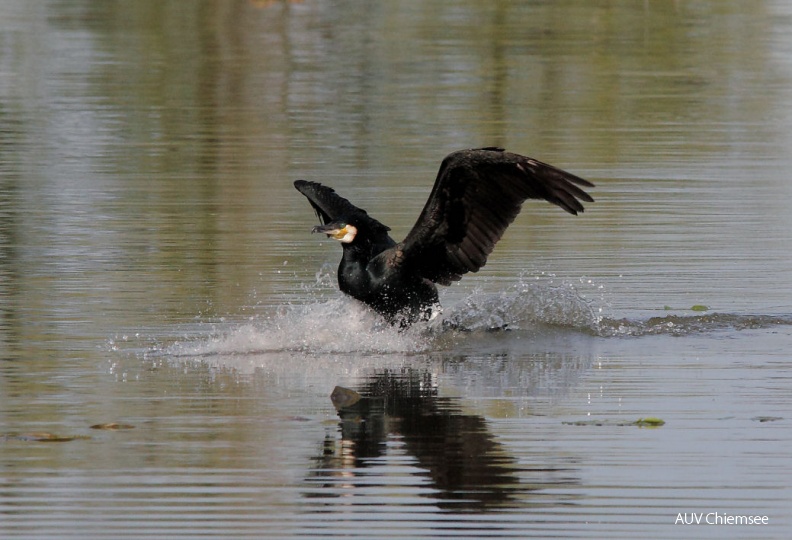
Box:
563, 417, 665, 428
4, 432, 89, 442
635, 417, 665, 427
25, 432, 75, 442
90, 423, 135, 430
690, 305, 709, 312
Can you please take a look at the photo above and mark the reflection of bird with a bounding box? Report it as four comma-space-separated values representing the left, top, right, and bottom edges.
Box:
315, 370, 537, 511
295, 147, 594, 325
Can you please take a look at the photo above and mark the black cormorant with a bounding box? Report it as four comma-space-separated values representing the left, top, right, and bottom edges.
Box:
294, 147, 594, 326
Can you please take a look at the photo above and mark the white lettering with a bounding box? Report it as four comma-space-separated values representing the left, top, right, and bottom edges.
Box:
678, 512, 768, 525
675, 513, 704, 525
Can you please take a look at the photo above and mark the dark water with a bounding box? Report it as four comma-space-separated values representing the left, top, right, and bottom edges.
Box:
2, 1, 792, 538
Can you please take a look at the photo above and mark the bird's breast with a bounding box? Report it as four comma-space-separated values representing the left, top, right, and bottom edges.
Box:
337, 257, 371, 297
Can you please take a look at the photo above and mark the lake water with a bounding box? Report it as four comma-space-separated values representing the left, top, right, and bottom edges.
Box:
1, 1, 791, 539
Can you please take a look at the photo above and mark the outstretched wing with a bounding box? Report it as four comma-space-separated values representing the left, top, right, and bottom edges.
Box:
294, 179, 391, 234
398, 147, 594, 285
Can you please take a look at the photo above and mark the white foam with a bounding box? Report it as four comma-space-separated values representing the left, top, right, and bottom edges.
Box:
167, 296, 432, 359
437, 278, 603, 333
162, 275, 603, 367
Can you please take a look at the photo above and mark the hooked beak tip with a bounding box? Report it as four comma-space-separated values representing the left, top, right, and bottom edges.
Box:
309, 223, 356, 243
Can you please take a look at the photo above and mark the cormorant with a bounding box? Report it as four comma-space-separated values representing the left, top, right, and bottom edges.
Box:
294, 147, 594, 326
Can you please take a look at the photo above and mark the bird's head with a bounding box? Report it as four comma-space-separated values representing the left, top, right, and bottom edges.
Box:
311, 221, 358, 244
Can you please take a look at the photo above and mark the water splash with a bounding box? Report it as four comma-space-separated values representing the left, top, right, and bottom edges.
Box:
159, 272, 792, 361
595, 312, 792, 337
436, 277, 604, 333
164, 276, 603, 359
167, 297, 432, 358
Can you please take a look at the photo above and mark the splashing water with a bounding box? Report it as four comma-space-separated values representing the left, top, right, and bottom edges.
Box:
154, 266, 792, 363
437, 278, 604, 333
595, 312, 792, 337
167, 298, 432, 357
163, 274, 605, 360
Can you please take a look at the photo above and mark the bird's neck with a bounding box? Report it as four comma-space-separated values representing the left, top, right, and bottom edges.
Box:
337, 244, 373, 297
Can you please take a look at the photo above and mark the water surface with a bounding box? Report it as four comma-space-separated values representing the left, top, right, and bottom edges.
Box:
1, 1, 791, 539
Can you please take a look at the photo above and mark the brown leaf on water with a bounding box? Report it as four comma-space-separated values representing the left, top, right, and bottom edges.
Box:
90, 423, 136, 430
13, 432, 87, 442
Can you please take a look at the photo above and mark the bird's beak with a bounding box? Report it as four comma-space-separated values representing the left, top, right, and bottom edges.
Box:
311, 223, 347, 239
311, 222, 357, 243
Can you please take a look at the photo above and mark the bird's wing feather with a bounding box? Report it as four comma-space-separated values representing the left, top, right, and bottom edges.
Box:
398, 148, 594, 285
294, 180, 359, 225
294, 179, 391, 233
